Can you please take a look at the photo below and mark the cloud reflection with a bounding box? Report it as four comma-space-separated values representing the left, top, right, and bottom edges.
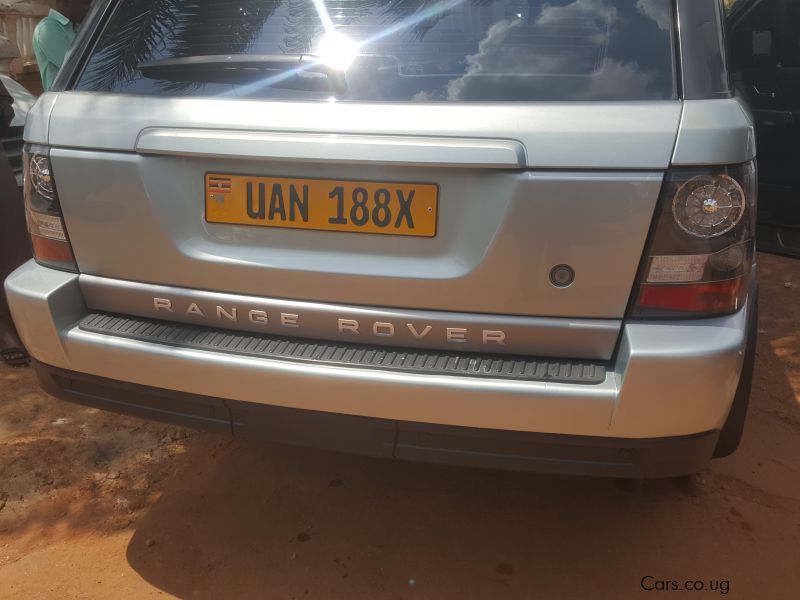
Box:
439, 0, 661, 101
635, 0, 671, 31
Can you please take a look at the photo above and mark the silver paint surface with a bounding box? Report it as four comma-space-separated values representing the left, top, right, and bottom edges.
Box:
672, 97, 756, 165
49, 149, 663, 320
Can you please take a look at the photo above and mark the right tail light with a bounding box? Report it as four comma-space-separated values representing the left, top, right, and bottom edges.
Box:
631, 161, 757, 318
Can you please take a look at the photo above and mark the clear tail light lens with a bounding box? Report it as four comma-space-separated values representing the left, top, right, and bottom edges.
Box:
632, 162, 757, 318
23, 144, 77, 271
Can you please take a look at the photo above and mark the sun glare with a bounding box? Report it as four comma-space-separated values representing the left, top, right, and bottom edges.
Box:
315, 31, 359, 71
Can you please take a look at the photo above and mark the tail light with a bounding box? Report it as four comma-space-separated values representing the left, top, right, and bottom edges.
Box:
632, 162, 757, 318
23, 144, 77, 271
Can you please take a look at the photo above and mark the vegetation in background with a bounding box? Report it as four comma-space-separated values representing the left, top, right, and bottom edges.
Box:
724, 0, 741, 13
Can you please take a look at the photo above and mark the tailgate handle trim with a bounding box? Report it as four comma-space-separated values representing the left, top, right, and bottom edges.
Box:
135, 128, 527, 168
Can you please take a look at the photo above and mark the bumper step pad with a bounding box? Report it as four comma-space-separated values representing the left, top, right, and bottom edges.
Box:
79, 312, 606, 384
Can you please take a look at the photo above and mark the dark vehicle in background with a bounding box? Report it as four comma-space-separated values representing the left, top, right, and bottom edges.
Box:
728, 0, 800, 255
0, 73, 34, 188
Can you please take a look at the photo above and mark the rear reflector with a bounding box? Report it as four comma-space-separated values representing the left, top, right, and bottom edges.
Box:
27, 209, 68, 241
645, 254, 709, 283
636, 278, 746, 315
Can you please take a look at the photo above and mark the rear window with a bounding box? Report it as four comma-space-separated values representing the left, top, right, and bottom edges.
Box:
75, 0, 676, 101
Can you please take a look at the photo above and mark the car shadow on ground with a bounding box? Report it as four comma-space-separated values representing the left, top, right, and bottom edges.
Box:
124, 436, 701, 599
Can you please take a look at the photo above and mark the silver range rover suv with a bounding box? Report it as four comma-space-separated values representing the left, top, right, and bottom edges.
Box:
5, 0, 757, 477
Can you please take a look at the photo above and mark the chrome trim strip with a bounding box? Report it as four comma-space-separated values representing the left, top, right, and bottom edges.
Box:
135, 129, 527, 168
79, 275, 621, 359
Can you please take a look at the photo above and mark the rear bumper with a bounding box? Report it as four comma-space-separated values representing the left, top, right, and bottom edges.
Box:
34, 361, 719, 478
5, 260, 754, 475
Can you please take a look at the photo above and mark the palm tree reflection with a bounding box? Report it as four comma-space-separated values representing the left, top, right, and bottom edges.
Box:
82, 0, 491, 92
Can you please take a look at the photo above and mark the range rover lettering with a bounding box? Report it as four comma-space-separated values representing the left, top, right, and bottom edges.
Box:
5, 0, 757, 477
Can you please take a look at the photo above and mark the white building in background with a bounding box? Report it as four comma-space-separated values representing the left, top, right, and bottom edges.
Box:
0, 0, 55, 75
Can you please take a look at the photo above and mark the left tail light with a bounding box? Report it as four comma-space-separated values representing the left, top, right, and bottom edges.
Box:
23, 144, 77, 271
631, 161, 757, 318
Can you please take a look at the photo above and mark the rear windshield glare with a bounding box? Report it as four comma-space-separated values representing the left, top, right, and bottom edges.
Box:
75, 0, 676, 102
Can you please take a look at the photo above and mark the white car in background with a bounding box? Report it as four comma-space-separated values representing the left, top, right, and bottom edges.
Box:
0, 73, 35, 187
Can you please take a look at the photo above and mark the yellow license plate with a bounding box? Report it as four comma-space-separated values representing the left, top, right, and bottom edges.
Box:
205, 173, 438, 237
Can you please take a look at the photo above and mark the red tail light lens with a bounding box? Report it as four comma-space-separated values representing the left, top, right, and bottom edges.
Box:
632, 162, 756, 318
637, 278, 747, 314
23, 145, 77, 272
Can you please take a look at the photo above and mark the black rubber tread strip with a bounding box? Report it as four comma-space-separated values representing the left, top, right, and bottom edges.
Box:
78, 313, 607, 385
